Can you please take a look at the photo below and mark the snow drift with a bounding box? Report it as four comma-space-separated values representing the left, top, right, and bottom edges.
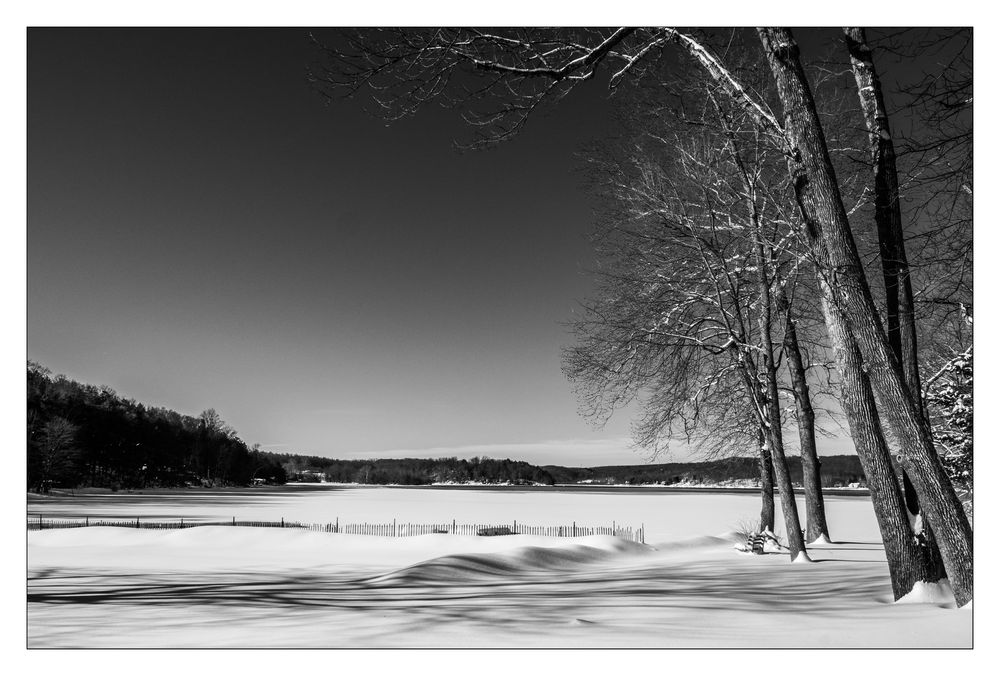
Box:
28, 521, 971, 648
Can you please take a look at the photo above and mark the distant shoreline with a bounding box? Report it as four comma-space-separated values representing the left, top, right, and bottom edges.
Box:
29, 483, 870, 500
378, 483, 871, 497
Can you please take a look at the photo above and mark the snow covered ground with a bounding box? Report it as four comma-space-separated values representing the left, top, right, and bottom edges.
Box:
28, 484, 873, 543
27, 486, 972, 648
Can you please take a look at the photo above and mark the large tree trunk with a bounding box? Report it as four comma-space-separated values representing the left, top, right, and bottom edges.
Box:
777, 289, 830, 542
757, 27, 972, 606
843, 26, 946, 582
819, 288, 930, 599
843, 27, 923, 410
758, 429, 776, 533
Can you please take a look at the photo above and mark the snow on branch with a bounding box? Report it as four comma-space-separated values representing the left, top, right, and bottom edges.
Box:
662, 29, 783, 134
310, 28, 783, 147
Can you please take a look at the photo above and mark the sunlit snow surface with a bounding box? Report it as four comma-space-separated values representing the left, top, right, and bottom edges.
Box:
27, 486, 971, 648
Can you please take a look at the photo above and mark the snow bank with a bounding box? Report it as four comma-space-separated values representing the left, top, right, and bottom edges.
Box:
367, 537, 650, 586
29, 526, 652, 574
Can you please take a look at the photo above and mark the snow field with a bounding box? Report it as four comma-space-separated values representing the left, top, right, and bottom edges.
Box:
27, 486, 971, 648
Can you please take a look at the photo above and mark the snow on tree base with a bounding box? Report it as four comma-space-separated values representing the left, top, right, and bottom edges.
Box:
762, 532, 787, 554
809, 534, 832, 545
792, 551, 813, 564
897, 580, 957, 607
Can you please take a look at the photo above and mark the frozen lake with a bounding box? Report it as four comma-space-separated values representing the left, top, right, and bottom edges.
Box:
27, 483, 881, 544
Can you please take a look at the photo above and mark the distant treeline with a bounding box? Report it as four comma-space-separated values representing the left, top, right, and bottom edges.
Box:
26, 361, 864, 491
275, 453, 865, 488
273, 454, 556, 486
542, 456, 866, 488
27, 362, 286, 491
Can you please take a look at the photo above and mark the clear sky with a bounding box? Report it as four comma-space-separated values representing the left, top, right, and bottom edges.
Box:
27, 28, 859, 466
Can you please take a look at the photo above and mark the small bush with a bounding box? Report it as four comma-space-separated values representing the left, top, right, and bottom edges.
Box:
477, 526, 514, 536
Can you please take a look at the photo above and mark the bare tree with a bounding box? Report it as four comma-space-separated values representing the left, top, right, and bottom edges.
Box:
314, 26, 973, 603
717, 113, 809, 558
843, 28, 923, 411
564, 112, 814, 558
818, 289, 932, 599
776, 286, 829, 542
843, 26, 950, 582
31, 417, 79, 492
874, 29, 973, 517
200, 408, 235, 438
757, 27, 971, 604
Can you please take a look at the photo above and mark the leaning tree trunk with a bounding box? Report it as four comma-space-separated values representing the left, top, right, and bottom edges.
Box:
758, 429, 776, 533
777, 289, 830, 542
844, 26, 946, 582
758, 27, 972, 606
843, 27, 923, 412
819, 288, 930, 599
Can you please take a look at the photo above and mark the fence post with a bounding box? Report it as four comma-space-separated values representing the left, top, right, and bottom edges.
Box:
393, 519, 396, 537
641, 523, 645, 544
233, 516, 236, 526
513, 519, 516, 534
573, 521, 576, 537
136, 518, 140, 529
452, 519, 456, 534
86, 517, 89, 527
335, 517, 339, 533
281, 517, 284, 528
39, 515, 43, 531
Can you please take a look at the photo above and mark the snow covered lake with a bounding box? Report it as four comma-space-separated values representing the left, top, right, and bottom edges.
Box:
28, 483, 878, 542
27, 485, 972, 648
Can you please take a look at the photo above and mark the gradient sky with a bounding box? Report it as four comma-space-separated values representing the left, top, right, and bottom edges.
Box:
27, 28, 859, 465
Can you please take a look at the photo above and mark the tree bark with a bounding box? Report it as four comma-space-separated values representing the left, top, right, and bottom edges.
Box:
843, 27, 923, 411
758, 27, 972, 605
819, 287, 930, 599
752, 214, 807, 561
777, 289, 830, 542
843, 26, 946, 582
758, 429, 776, 533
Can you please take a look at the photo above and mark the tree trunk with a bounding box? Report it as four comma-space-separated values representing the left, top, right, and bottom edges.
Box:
844, 26, 946, 583
758, 27, 972, 605
758, 429, 776, 533
752, 215, 807, 561
843, 27, 923, 411
819, 288, 930, 599
777, 289, 830, 542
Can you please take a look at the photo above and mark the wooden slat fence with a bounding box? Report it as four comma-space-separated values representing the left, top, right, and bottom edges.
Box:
25, 517, 305, 531
27, 516, 645, 544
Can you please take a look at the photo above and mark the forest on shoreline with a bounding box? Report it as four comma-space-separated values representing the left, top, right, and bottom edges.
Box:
28, 362, 864, 491
27, 362, 287, 491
